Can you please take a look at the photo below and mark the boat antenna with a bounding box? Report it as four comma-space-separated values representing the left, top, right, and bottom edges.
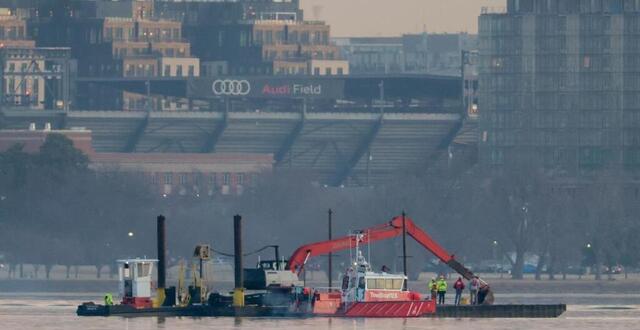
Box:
367, 229, 371, 268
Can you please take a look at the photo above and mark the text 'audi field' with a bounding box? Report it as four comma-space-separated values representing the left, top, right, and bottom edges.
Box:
262, 84, 323, 97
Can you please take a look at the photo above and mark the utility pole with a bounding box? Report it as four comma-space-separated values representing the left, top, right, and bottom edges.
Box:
402, 211, 408, 289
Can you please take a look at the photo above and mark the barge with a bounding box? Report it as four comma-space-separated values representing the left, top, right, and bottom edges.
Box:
77, 214, 567, 319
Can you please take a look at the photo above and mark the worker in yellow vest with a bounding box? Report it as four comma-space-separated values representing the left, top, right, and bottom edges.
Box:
104, 293, 114, 306
436, 275, 447, 305
428, 278, 437, 301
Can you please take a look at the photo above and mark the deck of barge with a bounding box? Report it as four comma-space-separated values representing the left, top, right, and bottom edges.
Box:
77, 302, 567, 318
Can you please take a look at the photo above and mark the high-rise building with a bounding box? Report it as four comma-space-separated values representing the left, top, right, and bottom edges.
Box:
478, 0, 640, 174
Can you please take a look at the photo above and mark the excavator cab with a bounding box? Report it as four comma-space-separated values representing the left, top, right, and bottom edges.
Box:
244, 259, 302, 290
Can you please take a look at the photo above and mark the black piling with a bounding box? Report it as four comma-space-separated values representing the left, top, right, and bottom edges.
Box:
157, 215, 166, 290
233, 214, 243, 289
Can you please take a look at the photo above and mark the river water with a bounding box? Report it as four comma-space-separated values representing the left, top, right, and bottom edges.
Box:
1, 293, 639, 330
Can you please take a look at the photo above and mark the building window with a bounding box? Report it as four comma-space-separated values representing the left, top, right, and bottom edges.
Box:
223, 173, 230, 185
237, 173, 245, 185
188, 65, 194, 76
176, 65, 183, 76
164, 173, 173, 184
20, 78, 26, 97
314, 67, 320, 75
265, 31, 273, 44
164, 65, 170, 76
325, 68, 332, 75
337, 68, 344, 75
179, 174, 187, 185
217, 31, 224, 47
126, 64, 134, 76
240, 31, 248, 47
209, 174, 216, 186
8, 78, 14, 94
8, 63, 14, 72
21, 63, 27, 72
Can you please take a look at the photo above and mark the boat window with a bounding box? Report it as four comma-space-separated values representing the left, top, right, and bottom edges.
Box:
342, 275, 350, 290
358, 277, 366, 289
367, 279, 376, 289
350, 276, 357, 289
392, 279, 404, 290
137, 263, 150, 277
385, 279, 394, 290
375, 278, 385, 289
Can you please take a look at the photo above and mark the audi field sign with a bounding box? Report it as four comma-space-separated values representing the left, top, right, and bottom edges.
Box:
190, 77, 345, 99
212, 79, 251, 96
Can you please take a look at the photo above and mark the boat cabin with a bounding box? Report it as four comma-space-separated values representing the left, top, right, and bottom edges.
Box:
117, 258, 158, 308
340, 250, 418, 303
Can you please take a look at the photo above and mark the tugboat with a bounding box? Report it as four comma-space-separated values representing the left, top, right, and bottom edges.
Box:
306, 233, 435, 317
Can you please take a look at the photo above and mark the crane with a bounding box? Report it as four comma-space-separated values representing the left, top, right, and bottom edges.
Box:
288, 215, 483, 286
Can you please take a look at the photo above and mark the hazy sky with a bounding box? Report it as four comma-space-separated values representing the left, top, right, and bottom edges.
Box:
300, 0, 506, 37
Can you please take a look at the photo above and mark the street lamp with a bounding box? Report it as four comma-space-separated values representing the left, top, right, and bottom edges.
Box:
586, 243, 592, 249
128, 232, 134, 238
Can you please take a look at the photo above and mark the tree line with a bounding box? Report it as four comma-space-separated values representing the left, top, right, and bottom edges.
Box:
1, 134, 638, 280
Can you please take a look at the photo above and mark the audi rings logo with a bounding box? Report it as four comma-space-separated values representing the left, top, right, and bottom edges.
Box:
212, 79, 251, 96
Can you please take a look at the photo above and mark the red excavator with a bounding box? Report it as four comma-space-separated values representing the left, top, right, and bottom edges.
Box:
283, 214, 493, 314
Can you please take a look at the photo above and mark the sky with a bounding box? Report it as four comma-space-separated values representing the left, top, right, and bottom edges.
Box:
300, 0, 506, 37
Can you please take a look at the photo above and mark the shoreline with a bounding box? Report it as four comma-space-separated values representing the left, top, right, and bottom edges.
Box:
2, 277, 640, 294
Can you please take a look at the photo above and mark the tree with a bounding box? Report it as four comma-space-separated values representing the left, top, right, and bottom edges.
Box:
36, 133, 89, 181
470, 164, 552, 279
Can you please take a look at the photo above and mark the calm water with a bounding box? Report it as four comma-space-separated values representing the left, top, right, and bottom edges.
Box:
1, 294, 639, 330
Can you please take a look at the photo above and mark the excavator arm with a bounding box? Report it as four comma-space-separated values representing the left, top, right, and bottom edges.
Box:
288, 215, 476, 281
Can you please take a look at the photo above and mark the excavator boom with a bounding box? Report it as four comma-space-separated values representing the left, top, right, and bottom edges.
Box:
288, 215, 476, 281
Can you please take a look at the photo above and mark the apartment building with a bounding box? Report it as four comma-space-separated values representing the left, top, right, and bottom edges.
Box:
0, 10, 71, 110
478, 0, 640, 173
